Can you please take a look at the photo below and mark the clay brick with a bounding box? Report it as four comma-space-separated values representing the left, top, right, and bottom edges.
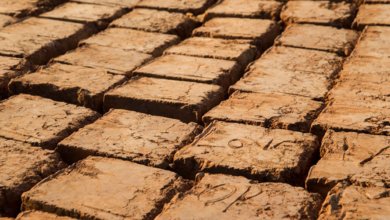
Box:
0, 17, 97, 65
0, 0, 65, 17
39, 2, 125, 29
352, 26, 390, 59
312, 100, 390, 136
136, 0, 216, 15
73, 0, 139, 8
134, 54, 241, 88
204, 0, 283, 20
22, 156, 190, 220
353, 4, 390, 30
281, 1, 356, 28
0, 14, 16, 27
193, 17, 280, 49
164, 37, 257, 66
276, 24, 359, 56
104, 76, 225, 122
54, 44, 152, 75
342, 56, 390, 78
0, 57, 22, 98
58, 109, 202, 167
156, 174, 322, 220
174, 121, 319, 184
16, 211, 76, 220
306, 130, 390, 196
9, 63, 125, 111
0, 94, 99, 147
362, 0, 390, 3
110, 9, 199, 38
0, 138, 64, 216
230, 46, 343, 100
318, 183, 390, 219
82, 28, 180, 56
203, 91, 323, 132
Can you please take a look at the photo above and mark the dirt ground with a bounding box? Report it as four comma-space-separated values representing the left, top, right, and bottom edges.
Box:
0, 0, 389, 219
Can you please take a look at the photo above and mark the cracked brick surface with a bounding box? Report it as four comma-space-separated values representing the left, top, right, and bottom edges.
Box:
353, 4, 390, 30
0, 57, 22, 98
58, 109, 202, 168
203, 91, 323, 132
16, 211, 76, 220
352, 26, 390, 59
104, 76, 225, 122
0, 138, 64, 216
0, 0, 65, 18
70, 0, 139, 8
22, 156, 191, 220
174, 121, 319, 184
156, 174, 322, 220
136, 0, 216, 15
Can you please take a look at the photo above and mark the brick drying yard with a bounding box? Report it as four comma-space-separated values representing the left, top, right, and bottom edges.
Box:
0, 0, 389, 219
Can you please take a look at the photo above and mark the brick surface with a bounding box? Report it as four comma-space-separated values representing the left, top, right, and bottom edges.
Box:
54, 44, 152, 75
104, 76, 225, 122
134, 54, 241, 88
0, 94, 99, 147
0, 14, 16, 28
281, 1, 356, 27
0, 17, 97, 65
165, 37, 257, 66
230, 46, 343, 100
0, 138, 64, 216
193, 17, 280, 48
156, 174, 322, 220
22, 157, 190, 220
276, 24, 359, 56
306, 130, 390, 196
352, 26, 390, 59
16, 211, 76, 220
174, 121, 319, 184
110, 9, 199, 38
204, 0, 283, 20
203, 91, 323, 132
39, 2, 125, 28
0, 0, 64, 17
74, 0, 139, 7
59, 109, 202, 167
82, 28, 180, 56
0, 57, 22, 98
10, 63, 125, 111
136, 0, 216, 15
318, 183, 390, 220
353, 4, 390, 30
362, 0, 390, 3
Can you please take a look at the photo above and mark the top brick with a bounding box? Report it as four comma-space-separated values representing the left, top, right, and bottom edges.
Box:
0, 0, 64, 17
281, 1, 356, 28
136, 0, 216, 15
353, 4, 390, 30
74, 0, 139, 8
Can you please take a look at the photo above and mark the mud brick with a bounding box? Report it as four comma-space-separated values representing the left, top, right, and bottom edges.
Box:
204, 0, 283, 20
231, 46, 343, 100
73, 0, 139, 8
0, 57, 22, 98
22, 156, 190, 220
306, 130, 390, 196
0, 138, 64, 216
353, 4, 390, 30
165, 37, 257, 66
110, 9, 199, 38
39, 2, 125, 29
318, 183, 390, 219
312, 100, 390, 136
104, 76, 225, 122
342, 56, 390, 78
54, 44, 152, 75
352, 26, 390, 58
280, 1, 356, 28
0, 94, 99, 147
0, 14, 16, 27
134, 54, 241, 88
203, 91, 323, 132
174, 121, 319, 184
193, 17, 280, 49
16, 211, 76, 220
0, 17, 97, 65
276, 24, 359, 56
362, 0, 390, 3
9, 63, 125, 110
157, 174, 322, 220
59, 109, 201, 167
0, 0, 65, 17
82, 28, 179, 56
136, 0, 216, 15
